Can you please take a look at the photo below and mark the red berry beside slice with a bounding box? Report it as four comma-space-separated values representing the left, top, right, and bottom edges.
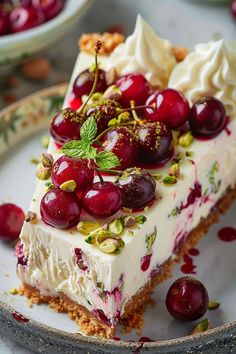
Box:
0, 203, 25, 240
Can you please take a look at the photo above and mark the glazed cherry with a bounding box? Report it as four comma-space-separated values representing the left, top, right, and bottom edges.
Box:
136, 121, 173, 164
116, 168, 156, 209
73, 69, 107, 99
9, 6, 45, 33
40, 188, 81, 229
165, 276, 209, 321
231, 0, 236, 18
86, 101, 119, 134
32, 0, 64, 21
115, 74, 150, 107
144, 89, 190, 129
101, 126, 138, 169
50, 108, 84, 146
0, 203, 25, 240
82, 181, 123, 217
189, 97, 226, 138
52, 156, 94, 192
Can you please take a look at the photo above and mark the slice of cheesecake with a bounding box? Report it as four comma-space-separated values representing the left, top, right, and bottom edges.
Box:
17, 16, 236, 338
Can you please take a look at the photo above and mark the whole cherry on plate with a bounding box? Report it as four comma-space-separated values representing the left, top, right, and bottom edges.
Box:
50, 108, 85, 146
136, 121, 173, 164
101, 126, 139, 170
9, 6, 45, 33
189, 97, 226, 138
116, 168, 156, 209
115, 74, 150, 108
144, 88, 190, 129
73, 69, 107, 99
165, 276, 209, 321
0, 203, 25, 240
82, 181, 123, 217
32, 0, 64, 21
52, 156, 94, 192
40, 188, 81, 229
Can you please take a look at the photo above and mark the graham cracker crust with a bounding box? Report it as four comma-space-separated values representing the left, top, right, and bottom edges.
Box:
19, 186, 236, 339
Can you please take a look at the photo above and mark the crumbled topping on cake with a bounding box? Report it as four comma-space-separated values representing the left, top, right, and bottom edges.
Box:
172, 46, 189, 62
79, 32, 125, 55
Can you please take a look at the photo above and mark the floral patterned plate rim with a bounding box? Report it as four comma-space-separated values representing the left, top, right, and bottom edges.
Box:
0, 84, 236, 354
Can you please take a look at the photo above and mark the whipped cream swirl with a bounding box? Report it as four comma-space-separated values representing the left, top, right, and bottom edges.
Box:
106, 15, 176, 87
169, 40, 236, 116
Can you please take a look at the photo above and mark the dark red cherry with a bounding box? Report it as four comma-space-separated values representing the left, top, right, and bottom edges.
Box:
136, 121, 172, 164
165, 276, 209, 321
101, 126, 138, 169
189, 97, 226, 138
86, 101, 119, 134
141, 254, 152, 272
0, 11, 9, 35
0, 203, 25, 240
52, 156, 94, 192
73, 69, 107, 99
115, 74, 150, 107
50, 108, 84, 146
231, 0, 236, 18
9, 6, 45, 33
116, 168, 156, 209
32, 0, 64, 21
82, 181, 123, 217
40, 188, 81, 229
144, 89, 190, 129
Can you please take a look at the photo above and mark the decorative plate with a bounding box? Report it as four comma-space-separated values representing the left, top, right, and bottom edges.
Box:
0, 84, 236, 354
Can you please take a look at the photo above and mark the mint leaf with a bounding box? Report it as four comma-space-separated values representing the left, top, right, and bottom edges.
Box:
80, 116, 97, 142
85, 145, 98, 159
96, 151, 120, 170
62, 140, 90, 158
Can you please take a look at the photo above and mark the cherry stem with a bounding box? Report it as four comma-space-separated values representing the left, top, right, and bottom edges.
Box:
96, 169, 104, 183
98, 168, 121, 175
130, 100, 143, 123
78, 41, 101, 114
94, 121, 135, 143
118, 103, 155, 115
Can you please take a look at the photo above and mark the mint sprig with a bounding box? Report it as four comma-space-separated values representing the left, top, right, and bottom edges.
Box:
61, 116, 121, 170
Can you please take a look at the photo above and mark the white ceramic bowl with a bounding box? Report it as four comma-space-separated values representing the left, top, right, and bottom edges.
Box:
0, 0, 93, 72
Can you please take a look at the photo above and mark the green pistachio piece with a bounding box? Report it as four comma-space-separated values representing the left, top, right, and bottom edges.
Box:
108, 218, 123, 235
191, 319, 209, 334
179, 131, 194, 147
117, 111, 130, 123
108, 117, 118, 127
25, 211, 37, 223
30, 157, 39, 165
98, 239, 118, 254
36, 163, 51, 180
96, 231, 125, 254
208, 301, 220, 310
145, 227, 157, 252
77, 221, 101, 235
41, 135, 50, 149
60, 180, 76, 192
136, 215, 147, 225
91, 92, 103, 101
41, 153, 53, 168
127, 230, 134, 236
172, 130, 180, 145
186, 150, 194, 157
168, 163, 180, 178
9, 288, 18, 295
44, 181, 54, 191
162, 176, 177, 185
103, 85, 122, 100
152, 173, 162, 181
84, 234, 96, 244
123, 215, 136, 227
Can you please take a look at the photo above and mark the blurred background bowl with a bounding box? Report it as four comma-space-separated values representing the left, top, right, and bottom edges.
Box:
0, 0, 93, 73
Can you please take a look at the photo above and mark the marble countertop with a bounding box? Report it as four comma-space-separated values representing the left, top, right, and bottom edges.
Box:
0, 0, 235, 352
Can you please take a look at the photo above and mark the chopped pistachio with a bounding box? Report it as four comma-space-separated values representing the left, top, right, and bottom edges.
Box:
41, 135, 50, 149
96, 281, 105, 292
179, 131, 194, 147
84, 234, 96, 244
186, 150, 194, 157
77, 221, 101, 235
105, 67, 117, 86
168, 163, 180, 178
91, 92, 103, 101
60, 180, 76, 192
122, 207, 133, 213
208, 301, 220, 310
103, 85, 122, 100
96, 231, 125, 254
123, 215, 136, 227
41, 153, 53, 168
108, 117, 118, 127
162, 176, 177, 185
152, 173, 162, 181
136, 215, 147, 225
99, 239, 117, 254
117, 111, 130, 123
108, 218, 123, 235
9, 288, 18, 295
25, 211, 37, 223
36, 163, 51, 180
44, 181, 54, 191
30, 157, 39, 165
127, 230, 134, 236
172, 130, 180, 145
145, 227, 157, 252
191, 319, 209, 335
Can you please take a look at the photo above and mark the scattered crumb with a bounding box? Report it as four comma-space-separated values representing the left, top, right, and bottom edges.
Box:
30, 157, 39, 164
